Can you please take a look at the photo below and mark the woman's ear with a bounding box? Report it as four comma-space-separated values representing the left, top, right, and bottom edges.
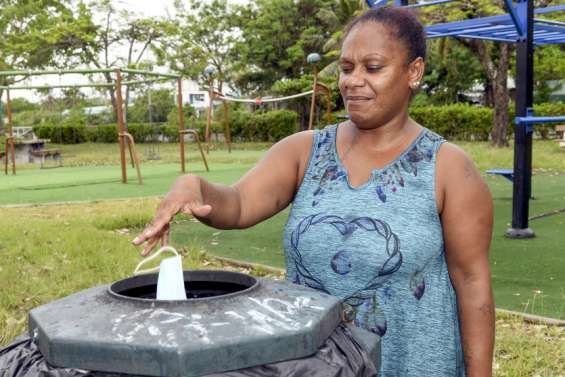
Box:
408, 57, 425, 90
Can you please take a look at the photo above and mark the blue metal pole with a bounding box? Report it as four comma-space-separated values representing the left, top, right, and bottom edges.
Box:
405, 0, 459, 8
515, 116, 565, 124
508, 0, 535, 238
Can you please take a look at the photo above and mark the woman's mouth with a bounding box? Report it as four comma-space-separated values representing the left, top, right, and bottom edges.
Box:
346, 96, 372, 102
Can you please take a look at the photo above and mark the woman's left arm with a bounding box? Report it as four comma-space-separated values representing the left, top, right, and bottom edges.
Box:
437, 143, 495, 377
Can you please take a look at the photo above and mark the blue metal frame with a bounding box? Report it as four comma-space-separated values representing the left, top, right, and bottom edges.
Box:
504, 0, 524, 37
401, 0, 458, 7
515, 115, 565, 125
425, 5, 565, 45
365, 1, 565, 45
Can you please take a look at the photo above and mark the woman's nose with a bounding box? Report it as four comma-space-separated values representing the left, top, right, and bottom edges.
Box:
344, 69, 365, 88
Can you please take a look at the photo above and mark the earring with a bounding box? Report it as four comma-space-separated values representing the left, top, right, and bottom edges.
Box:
411, 81, 421, 89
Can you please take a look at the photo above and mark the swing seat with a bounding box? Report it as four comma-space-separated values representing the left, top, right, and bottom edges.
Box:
30, 148, 63, 169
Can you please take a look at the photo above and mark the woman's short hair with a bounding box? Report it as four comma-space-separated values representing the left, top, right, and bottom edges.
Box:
343, 7, 427, 63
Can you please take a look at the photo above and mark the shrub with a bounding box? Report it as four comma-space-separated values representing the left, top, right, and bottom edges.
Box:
222, 109, 298, 142
32, 122, 74, 144
258, 110, 298, 141
410, 104, 493, 141
85, 125, 118, 143
409, 102, 565, 141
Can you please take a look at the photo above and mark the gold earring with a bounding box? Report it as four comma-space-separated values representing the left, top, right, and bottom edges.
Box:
411, 81, 420, 89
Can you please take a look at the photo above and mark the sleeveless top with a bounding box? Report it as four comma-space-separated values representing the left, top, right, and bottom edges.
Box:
283, 124, 465, 376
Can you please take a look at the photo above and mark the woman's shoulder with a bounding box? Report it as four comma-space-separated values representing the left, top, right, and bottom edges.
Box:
436, 141, 471, 167
435, 141, 490, 213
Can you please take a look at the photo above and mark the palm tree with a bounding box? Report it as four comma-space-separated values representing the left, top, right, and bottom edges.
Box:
316, 0, 368, 79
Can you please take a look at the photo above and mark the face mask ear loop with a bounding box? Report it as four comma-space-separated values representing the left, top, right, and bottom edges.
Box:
133, 246, 180, 276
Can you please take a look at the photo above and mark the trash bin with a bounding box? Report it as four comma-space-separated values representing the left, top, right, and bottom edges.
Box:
1, 270, 380, 377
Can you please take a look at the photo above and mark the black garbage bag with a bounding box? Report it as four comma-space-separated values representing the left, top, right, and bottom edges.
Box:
0, 324, 377, 377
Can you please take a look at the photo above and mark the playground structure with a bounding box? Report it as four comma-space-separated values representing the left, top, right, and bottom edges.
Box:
203, 54, 333, 153
368, 0, 565, 238
0, 68, 209, 182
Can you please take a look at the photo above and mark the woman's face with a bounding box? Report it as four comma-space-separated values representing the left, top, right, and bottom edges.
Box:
338, 21, 423, 129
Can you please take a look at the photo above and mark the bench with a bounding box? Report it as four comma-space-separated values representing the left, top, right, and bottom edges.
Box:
486, 169, 513, 182
30, 148, 62, 168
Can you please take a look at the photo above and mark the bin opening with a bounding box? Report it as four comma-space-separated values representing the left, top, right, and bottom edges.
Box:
109, 270, 258, 301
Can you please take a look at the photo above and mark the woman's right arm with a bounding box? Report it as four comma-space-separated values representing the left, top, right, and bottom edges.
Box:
132, 131, 314, 255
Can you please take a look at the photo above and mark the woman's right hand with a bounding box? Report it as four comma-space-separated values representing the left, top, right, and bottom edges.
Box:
132, 174, 212, 256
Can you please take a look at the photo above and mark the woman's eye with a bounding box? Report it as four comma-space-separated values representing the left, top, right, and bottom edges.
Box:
366, 66, 382, 73
340, 66, 353, 73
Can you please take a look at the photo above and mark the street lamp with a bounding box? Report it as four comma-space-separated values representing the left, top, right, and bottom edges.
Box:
306, 53, 321, 65
307, 53, 322, 130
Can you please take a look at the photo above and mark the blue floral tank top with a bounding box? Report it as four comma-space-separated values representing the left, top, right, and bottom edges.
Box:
283, 124, 465, 376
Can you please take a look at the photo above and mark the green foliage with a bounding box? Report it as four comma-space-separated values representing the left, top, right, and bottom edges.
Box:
232, 0, 336, 91
127, 88, 175, 124
423, 39, 484, 104
259, 110, 299, 141
8, 98, 38, 113
12, 108, 56, 127
34, 122, 182, 144
84, 125, 117, 143
127, 123, 162, 143
270, 76, 337, 130
0, 0, 71, 75
410, 102, 565, 141
32, 102, 565, 144
33, 121, 86, 144
166, 105, 195, 126
229, 109, 298, 141
410, 104, 493, 140
154, 0, 237, 91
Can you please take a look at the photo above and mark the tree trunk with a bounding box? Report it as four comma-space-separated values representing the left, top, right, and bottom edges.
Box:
459, 39, 512, 147
103, 71, 118, 123
491, 81, 510, 147
490, 44, 512, 147
0, 88, 4, 134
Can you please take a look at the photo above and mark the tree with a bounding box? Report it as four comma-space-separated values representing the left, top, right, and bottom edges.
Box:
40, 0, 168, 119
232, 0, 335, 92
422, 39, 484, 105
153, 0, 238, 93
317, 0, 368, 78
0, 0, 71, 130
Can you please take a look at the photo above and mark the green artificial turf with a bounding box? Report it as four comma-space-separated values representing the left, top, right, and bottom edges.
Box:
0, 163, 252, 205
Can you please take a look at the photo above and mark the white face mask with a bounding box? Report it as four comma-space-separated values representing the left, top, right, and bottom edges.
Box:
134, 246, 187, 301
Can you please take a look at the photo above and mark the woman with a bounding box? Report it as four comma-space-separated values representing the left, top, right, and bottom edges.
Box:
133, 7, 494, 377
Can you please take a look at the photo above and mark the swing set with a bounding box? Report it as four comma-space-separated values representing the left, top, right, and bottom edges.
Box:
0, 68, 209, 182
